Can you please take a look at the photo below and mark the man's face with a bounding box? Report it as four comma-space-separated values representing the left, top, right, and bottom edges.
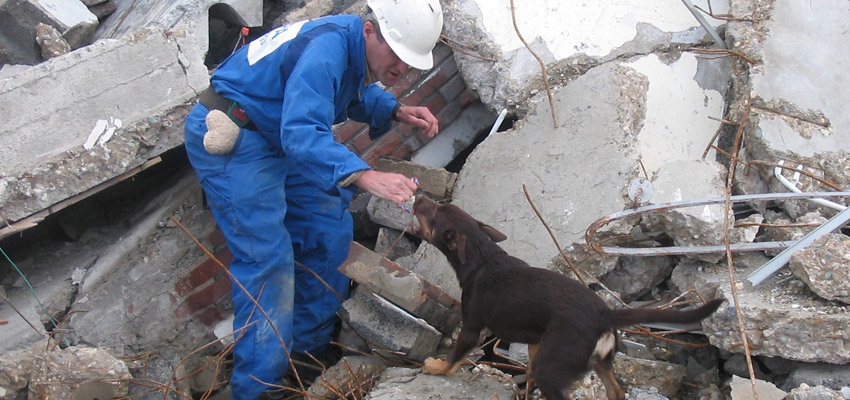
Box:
363, 21, 409, 87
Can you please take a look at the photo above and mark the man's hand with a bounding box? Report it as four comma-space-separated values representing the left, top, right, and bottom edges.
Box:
354, 170, 418, 204
395, 105, 439, 138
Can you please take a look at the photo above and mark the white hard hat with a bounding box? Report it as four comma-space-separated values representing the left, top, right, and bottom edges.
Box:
367, 0, 444, 70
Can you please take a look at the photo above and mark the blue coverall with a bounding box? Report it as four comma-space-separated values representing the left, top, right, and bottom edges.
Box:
183, 15, 399, 400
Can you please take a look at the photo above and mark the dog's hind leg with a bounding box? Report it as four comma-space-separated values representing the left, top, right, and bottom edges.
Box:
591, 330, 625, 400
531, 327, 594, 400
526, 343, 539, 376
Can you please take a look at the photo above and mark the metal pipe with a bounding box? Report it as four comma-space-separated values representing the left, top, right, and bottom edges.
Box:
586, 191, 850, 256
747, 206, 850, 285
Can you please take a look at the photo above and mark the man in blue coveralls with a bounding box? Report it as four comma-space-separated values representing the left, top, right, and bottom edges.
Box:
183, 0, 443, 398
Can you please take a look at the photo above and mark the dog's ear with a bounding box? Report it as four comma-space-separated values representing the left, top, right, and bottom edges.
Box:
478, 222, 507, 242
443, 229, 468, 264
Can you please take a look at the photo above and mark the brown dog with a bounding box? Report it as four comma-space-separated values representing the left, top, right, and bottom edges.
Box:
411, 195, 723, 400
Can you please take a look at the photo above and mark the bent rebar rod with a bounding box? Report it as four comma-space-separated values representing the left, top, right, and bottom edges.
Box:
585, 191, 850, 256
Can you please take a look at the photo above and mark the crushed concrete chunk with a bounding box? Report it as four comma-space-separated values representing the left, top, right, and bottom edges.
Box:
645, 159, 732, 263
671, 259, 850, 364
364, 366, 517, 400
789, 233, 850, 304
29, 345, 132, 400
729, 375, 787, 400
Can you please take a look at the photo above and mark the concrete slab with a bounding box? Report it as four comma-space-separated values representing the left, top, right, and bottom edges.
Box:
442, 0, 729, 113
671, 257, 850, 364
749, 0, 850, 159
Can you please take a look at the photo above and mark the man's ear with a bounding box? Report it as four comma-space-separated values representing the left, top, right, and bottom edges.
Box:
363, 21, 377, 40
443, 229, 468, 264
478, 222, 507, 243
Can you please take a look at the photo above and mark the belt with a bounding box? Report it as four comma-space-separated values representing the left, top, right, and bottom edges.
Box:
198, 86, 258, 131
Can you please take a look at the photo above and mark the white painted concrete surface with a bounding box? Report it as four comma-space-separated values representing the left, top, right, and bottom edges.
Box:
626, 53, 724, 174
461, 0, 729, 59
752, 0, 850, 157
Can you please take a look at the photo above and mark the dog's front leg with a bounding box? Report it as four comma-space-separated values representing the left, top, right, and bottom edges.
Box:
422, 324, 481, 375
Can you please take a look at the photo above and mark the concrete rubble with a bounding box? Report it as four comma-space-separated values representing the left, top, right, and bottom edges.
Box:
3, 0, 850, 398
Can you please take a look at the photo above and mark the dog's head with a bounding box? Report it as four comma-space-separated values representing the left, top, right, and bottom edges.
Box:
411, 195, 507, 264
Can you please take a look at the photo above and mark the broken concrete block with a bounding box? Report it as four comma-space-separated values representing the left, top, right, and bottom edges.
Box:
339, 289, 441, 362
789, 233, 850, 304
601, 254, 675, 303
784, 385, 845, 400
338, 242, 461, 335
374, 158, 457, 200
729, 375, 786, 400
612, 355, 687, 399
29, 346, 132, 400
671, 259, 850, 364
35, 23, 71, 60
645, 159, 732, 264
782, 362, 850, 392
367, 195, 415, 232
364, 366, 516, 400
374, 227, 418, 261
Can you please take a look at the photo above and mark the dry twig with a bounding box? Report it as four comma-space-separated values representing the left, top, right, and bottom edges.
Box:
509, 0, 558, 127
722, 102, 761, 400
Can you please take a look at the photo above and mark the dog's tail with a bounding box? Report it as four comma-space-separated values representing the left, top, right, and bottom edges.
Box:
607, 298, 724, 327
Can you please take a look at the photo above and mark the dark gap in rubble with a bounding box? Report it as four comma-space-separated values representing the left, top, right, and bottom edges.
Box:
444, 114, 517, 174
0, 147, 191, 261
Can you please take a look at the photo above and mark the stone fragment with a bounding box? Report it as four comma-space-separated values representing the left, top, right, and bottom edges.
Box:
367, 195, 415, 232
602, 254, 675, 303
789, 233, 850, 304
29, 346, 132, 400
729, 375, 786, 400
644, 159, 731, 263
338, 242, 461, 335
784, 385, 844, 400
782, 362, 850, 392
339, 289, 441, 362
363, 366, 516, 400
35, 23, 71, 60
88, 0, 118, 20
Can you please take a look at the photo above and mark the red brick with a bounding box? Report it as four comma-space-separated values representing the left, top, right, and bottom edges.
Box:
400, 90, 424, 107
458, 88, 480, 109
362, 130, 404, 164
422, 93, 447, 114
176, 259, 217, 297
174, 276, 232, 319
334, 121, 367, 143
439, 74, 466, 102
349, 128, 373, 153
389, 142, 412, 160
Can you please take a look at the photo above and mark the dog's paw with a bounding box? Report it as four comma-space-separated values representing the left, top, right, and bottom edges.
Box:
203, 110, 241, 155
421, 357, 452, 375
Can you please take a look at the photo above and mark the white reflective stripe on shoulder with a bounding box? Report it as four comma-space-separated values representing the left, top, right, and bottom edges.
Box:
247, 20, 309, 66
